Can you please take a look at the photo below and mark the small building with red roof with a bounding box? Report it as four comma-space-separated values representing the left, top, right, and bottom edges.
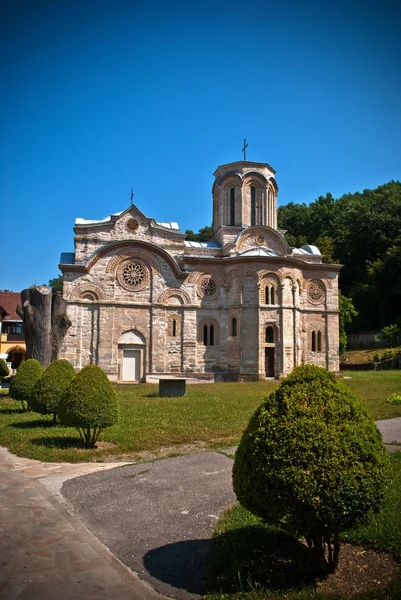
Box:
0, 291, 26, 370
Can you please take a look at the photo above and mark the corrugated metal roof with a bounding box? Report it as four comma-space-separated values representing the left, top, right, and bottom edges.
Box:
184, 241, 220, 248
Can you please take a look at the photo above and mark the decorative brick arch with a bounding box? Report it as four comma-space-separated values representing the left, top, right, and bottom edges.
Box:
106, 248, 161, 275
69, 282, 106, 301
157, 288, 191, 305
277, 269, 298, 286
186, 265, 226, 285
84, 240, 185, 279
303, 270, 333, 290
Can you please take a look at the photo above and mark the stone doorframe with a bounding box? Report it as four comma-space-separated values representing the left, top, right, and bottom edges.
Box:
117, 329, 146, 383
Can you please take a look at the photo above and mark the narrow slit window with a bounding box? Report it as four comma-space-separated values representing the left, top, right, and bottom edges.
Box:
203, 324, 208, 346
172, 319, 177, 337
231, 317, 237, 337
312, 331, 316, 352
210, 324, 215, 346
230, 188, 235, 226
271, 287, 275, 304
265, 286, 269, 305
251, 186, 256, 226
317, 331, 322, 352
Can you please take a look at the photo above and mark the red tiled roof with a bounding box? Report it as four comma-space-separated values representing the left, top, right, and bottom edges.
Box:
0, 291, 22, 321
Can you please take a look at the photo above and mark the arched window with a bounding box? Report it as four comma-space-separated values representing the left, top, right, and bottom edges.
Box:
200, 321, 219, 346
312, 330, 316, 352
230, 187, 235, 226
311, 330, 323, 352
172, 319, 177, 337
80, 292, 97, 302
265, 326, 274, 343
251, 186, 256, 226
264, 284, 276, 305
231, 317, 237, 337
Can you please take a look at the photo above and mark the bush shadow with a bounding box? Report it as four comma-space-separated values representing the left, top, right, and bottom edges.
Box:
30, 436, 84, 450
207, 524, 319, 594
144, 538, 211, 595
143, 526, 319, 596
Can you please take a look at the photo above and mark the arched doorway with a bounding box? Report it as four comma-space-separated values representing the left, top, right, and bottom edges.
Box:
7, 347, 26, 370
118, 330, 146, 382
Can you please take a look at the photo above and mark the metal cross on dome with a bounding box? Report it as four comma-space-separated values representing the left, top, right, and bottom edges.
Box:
242, 139, 248, 161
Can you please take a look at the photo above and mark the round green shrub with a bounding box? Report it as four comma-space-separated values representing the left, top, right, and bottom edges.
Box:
30, 359, 76, 423
0, 359, 9, 379
9, 359, 44, 411
233, 365, 390, 574
58, 364, 119, 448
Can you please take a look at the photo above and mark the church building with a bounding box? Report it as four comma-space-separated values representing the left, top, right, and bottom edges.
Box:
60, 160, 340, 381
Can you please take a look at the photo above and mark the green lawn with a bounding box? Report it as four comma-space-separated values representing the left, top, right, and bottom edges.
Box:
206, 452, 401, 600
0, 371, 400, 463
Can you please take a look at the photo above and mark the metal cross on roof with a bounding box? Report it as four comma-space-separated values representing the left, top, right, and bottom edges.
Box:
242, 139, 248, 161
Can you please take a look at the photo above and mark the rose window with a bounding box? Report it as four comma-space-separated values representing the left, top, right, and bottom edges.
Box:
201, 278, 216, 296
126, 218, 139, 232
117, 259, 149, 291
308, 280, 325, 304
198, 276, 219, 300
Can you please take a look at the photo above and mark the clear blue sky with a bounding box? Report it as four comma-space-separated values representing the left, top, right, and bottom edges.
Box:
1, 0, 400, 292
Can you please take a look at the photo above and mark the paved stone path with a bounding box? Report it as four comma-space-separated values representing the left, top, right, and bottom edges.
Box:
0, 447, 165, 600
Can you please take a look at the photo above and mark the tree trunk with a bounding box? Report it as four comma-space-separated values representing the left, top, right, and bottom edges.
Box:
17, 286, 72, 368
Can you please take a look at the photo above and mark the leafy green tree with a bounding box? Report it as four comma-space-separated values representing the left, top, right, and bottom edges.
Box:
339, 293, 358, 354
48, 274, 63, 293
58, 365, 119, 448
0, 359, 9, 381
9, 359, 44, 411
278, 180, 401, 331
381, 324, 400, 348
30, 359, 76, 424
185, 224, 213, 242
233, 365, 389, 575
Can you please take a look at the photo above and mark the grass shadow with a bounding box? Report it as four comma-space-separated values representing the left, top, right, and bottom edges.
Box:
9, 419, 56, 429
208, 524, 320, 594
0, 407, 25, 415
30, 436, 85, 449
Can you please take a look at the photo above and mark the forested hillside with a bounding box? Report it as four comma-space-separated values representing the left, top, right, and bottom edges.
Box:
278, 181, 401, 331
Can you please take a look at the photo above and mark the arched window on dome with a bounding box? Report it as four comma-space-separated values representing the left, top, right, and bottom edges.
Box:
230, 187, 235, 226
251, 186, 256, 226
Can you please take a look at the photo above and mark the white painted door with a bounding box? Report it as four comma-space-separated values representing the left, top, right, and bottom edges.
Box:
122, 349, 140, 381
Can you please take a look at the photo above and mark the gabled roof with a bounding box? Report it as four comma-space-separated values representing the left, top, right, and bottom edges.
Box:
0, 291, 21, 321
74, 204, 181, 233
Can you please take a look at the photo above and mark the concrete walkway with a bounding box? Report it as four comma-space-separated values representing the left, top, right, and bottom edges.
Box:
0, 418, 400, 600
